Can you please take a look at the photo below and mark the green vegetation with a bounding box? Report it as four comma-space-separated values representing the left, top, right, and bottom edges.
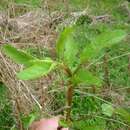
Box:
1, 0, 130, 130
0, 83, 15, 130
2, 25, 127, 129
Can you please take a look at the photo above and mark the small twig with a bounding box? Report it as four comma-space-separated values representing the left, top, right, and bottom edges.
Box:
97, 52, 130, 65
103, 53, 110, 87
50, 106, 70, 115
95, 15, 110, 20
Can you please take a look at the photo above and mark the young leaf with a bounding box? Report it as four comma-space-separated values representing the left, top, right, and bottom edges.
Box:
80, 30, 127, 62
17, 61, 56, 80
80, 43, 100, 63
72, 69, 102, 86
2, 44, 36, 66
101, 103, 114, 117
56, 27, 73, 58
64, 36, 79, 68
56, 27, 79, 68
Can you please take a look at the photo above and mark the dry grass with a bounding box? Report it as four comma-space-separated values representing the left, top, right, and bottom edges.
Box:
0, 4, 65, 128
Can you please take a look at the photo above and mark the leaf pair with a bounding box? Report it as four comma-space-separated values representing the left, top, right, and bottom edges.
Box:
2, 45, 55, 80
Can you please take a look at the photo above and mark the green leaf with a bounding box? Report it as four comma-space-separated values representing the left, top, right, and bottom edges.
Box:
64, 37, 78, 68
17, 61, 56, 80
72, 69, 102, 86
22, 113, 36, 128
80, 30, 127, 62
95, 30, 126, 47
80, 43, 99, 63
56, 27, 79, 68
2, 44, 36, 66
101, 103, 114, 117
56, 27, 73, 58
